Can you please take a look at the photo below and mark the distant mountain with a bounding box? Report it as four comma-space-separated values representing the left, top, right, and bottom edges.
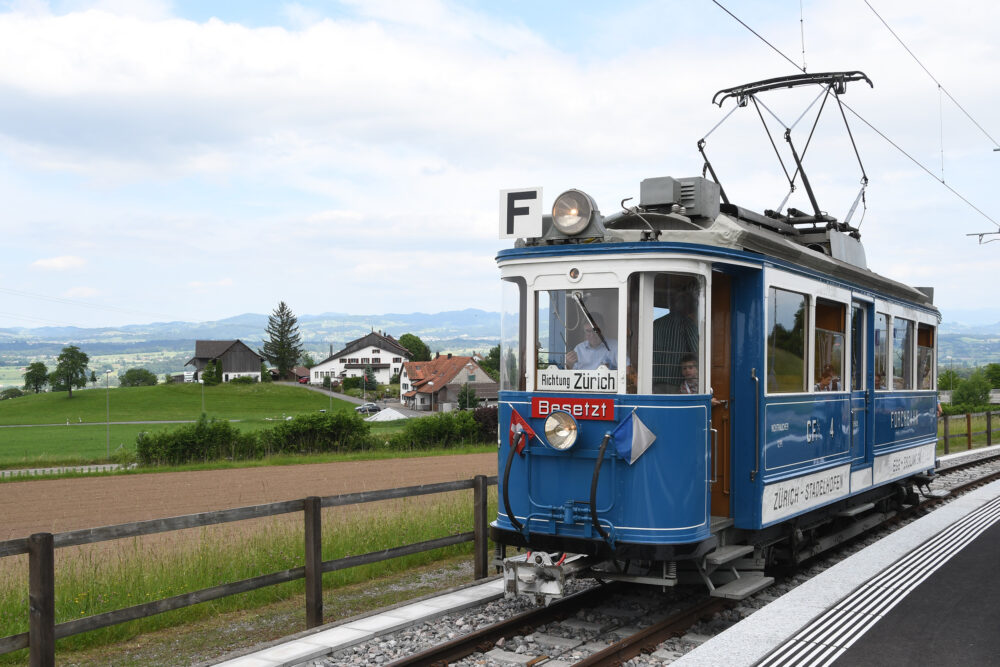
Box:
0, 309, 502, 378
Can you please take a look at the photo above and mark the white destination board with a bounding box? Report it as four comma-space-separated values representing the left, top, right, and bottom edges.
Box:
873, 443, 935, 484
761, 464, 851, 525
537, 366, 617, 393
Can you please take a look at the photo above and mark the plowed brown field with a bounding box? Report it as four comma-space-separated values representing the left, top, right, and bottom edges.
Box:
0, 453, 496, 540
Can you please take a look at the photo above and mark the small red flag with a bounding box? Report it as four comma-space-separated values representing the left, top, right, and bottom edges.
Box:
509, 409, 535, 455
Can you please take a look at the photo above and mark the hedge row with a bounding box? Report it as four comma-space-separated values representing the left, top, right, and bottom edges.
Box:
135, 407, 498, 465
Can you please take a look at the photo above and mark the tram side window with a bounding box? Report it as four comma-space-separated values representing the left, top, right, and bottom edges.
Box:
500, 278, 526, 392
851, 305, 865, 391
814, 299, 845, 391
892, 317, 914, 390
767, 287, 807, 393
874, 313, 888, 390
651, 274, 703, 394
917, 323, 935, 390
536, 288, 619, 373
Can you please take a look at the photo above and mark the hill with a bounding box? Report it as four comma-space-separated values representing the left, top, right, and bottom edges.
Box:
0, 309, 500, 385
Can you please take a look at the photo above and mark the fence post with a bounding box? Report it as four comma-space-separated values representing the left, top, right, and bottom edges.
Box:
304, 496, 323, 628
966, 413, 973, 450
988, 412, 993, 447
943, 415, 950, 454
28, 532, 55, 667
473, 475, 488, 580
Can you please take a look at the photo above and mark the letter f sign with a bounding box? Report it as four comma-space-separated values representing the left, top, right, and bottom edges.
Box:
499, 188, 542, 239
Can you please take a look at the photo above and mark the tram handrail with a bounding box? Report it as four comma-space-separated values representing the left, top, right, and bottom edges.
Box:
751, 368, 760, 481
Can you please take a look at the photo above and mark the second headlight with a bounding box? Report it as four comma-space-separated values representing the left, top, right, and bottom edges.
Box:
544, 410, 578, 451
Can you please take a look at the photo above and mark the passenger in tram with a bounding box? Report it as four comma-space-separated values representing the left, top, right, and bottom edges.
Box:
679, 354, 699, 394
679, 353, 723, 406
815, 364, 842, 391
566, 312, 618, 370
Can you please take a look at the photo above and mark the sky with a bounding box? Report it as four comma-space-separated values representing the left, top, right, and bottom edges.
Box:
1, 0, 998, 330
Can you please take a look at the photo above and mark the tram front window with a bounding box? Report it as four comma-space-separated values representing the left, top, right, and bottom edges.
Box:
536, 288, 619, 371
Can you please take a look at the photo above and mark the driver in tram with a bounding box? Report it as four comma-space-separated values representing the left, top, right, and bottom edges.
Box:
566, 312, 618, 370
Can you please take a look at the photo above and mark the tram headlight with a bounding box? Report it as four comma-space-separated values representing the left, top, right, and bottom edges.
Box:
544, 411, 578, 451
552, 190, 595, 235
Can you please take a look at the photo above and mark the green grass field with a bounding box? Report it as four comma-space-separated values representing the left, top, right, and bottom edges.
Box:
0, 383, 401, 467
0, 382, 349, 425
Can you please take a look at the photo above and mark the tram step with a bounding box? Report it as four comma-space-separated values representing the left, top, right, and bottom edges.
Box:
710, 516, 735, 533
836, 502, 875, 518
705, 544, 754, 566
710, 574, 774, 600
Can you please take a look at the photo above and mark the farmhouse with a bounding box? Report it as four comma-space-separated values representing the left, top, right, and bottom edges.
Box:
185, 340, 263, 382
400, 353, 497, 411
309, 331, 410, 385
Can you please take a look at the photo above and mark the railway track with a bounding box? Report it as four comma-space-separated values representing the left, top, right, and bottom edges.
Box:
305, 449, 1000, 667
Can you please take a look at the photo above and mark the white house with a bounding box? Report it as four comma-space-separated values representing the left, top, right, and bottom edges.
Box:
310, 331, 410, 385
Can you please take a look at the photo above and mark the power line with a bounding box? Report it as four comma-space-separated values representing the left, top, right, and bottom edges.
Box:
709, 0, 999, 231
710, 0, 804, 73
0, 287, 179, 322
864, 0, 1000, 149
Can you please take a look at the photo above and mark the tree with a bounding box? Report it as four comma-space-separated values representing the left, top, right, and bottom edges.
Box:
261, 301, 304, 380
260, 362, 273, 383
90, 370, 98, 387
119, 368, 159, 387
983, 363, 1000, 389
23, 362, 48, 393
398, 333, 431, 361
1, 387, 25, 400
457, 383, 477, 410
48, 346, 90, 398
480, 345, 500, 380
361, 364, 376, 395
201, 359, 222, 386
952, 371, 991, 410
939, 369, 961, 392
301, 352, 316, 368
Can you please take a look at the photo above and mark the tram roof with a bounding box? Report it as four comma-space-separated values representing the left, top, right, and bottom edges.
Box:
498, 213, 939, 317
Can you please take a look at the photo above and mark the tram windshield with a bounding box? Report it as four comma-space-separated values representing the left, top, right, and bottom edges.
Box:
536, 288, 619, 371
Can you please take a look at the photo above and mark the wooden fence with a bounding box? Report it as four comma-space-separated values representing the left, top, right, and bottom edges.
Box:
0, 475, 497, 666
939, 411, 999, 454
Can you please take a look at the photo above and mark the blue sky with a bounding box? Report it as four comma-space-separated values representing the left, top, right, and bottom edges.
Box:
1, 0, 998, 329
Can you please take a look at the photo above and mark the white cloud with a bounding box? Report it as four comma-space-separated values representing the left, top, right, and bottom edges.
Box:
0, 1, 997, 328
31, 255, 85, 270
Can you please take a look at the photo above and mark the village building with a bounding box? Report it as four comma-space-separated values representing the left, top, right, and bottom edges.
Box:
185, 340, 263, 382
309, 331, 410, 385
400, 353, 498, 411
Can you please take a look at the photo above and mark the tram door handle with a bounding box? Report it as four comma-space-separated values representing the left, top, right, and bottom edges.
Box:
710, 428, 719, 483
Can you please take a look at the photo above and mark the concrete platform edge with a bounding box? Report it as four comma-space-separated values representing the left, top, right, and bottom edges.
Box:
674, 478, 1000, 667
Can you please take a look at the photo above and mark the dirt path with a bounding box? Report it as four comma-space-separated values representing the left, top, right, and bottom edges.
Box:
0, 453, 496, 540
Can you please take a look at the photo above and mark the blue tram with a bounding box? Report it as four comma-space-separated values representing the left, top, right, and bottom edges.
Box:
490, 76, 940, 600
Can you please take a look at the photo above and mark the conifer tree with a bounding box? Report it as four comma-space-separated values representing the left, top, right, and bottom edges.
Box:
261, 301, 304, 380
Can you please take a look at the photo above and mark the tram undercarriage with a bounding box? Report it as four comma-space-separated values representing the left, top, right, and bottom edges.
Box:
496, 475, 941, 604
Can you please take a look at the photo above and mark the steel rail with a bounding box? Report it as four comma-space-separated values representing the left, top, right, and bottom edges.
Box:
386, 583, 621, 666
575, 597, 733, 666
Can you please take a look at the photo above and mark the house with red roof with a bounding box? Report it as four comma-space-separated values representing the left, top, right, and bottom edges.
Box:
400, 353, 498, 411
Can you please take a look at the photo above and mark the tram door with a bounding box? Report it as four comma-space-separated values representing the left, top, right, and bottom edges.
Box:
710, 273, 732, 517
